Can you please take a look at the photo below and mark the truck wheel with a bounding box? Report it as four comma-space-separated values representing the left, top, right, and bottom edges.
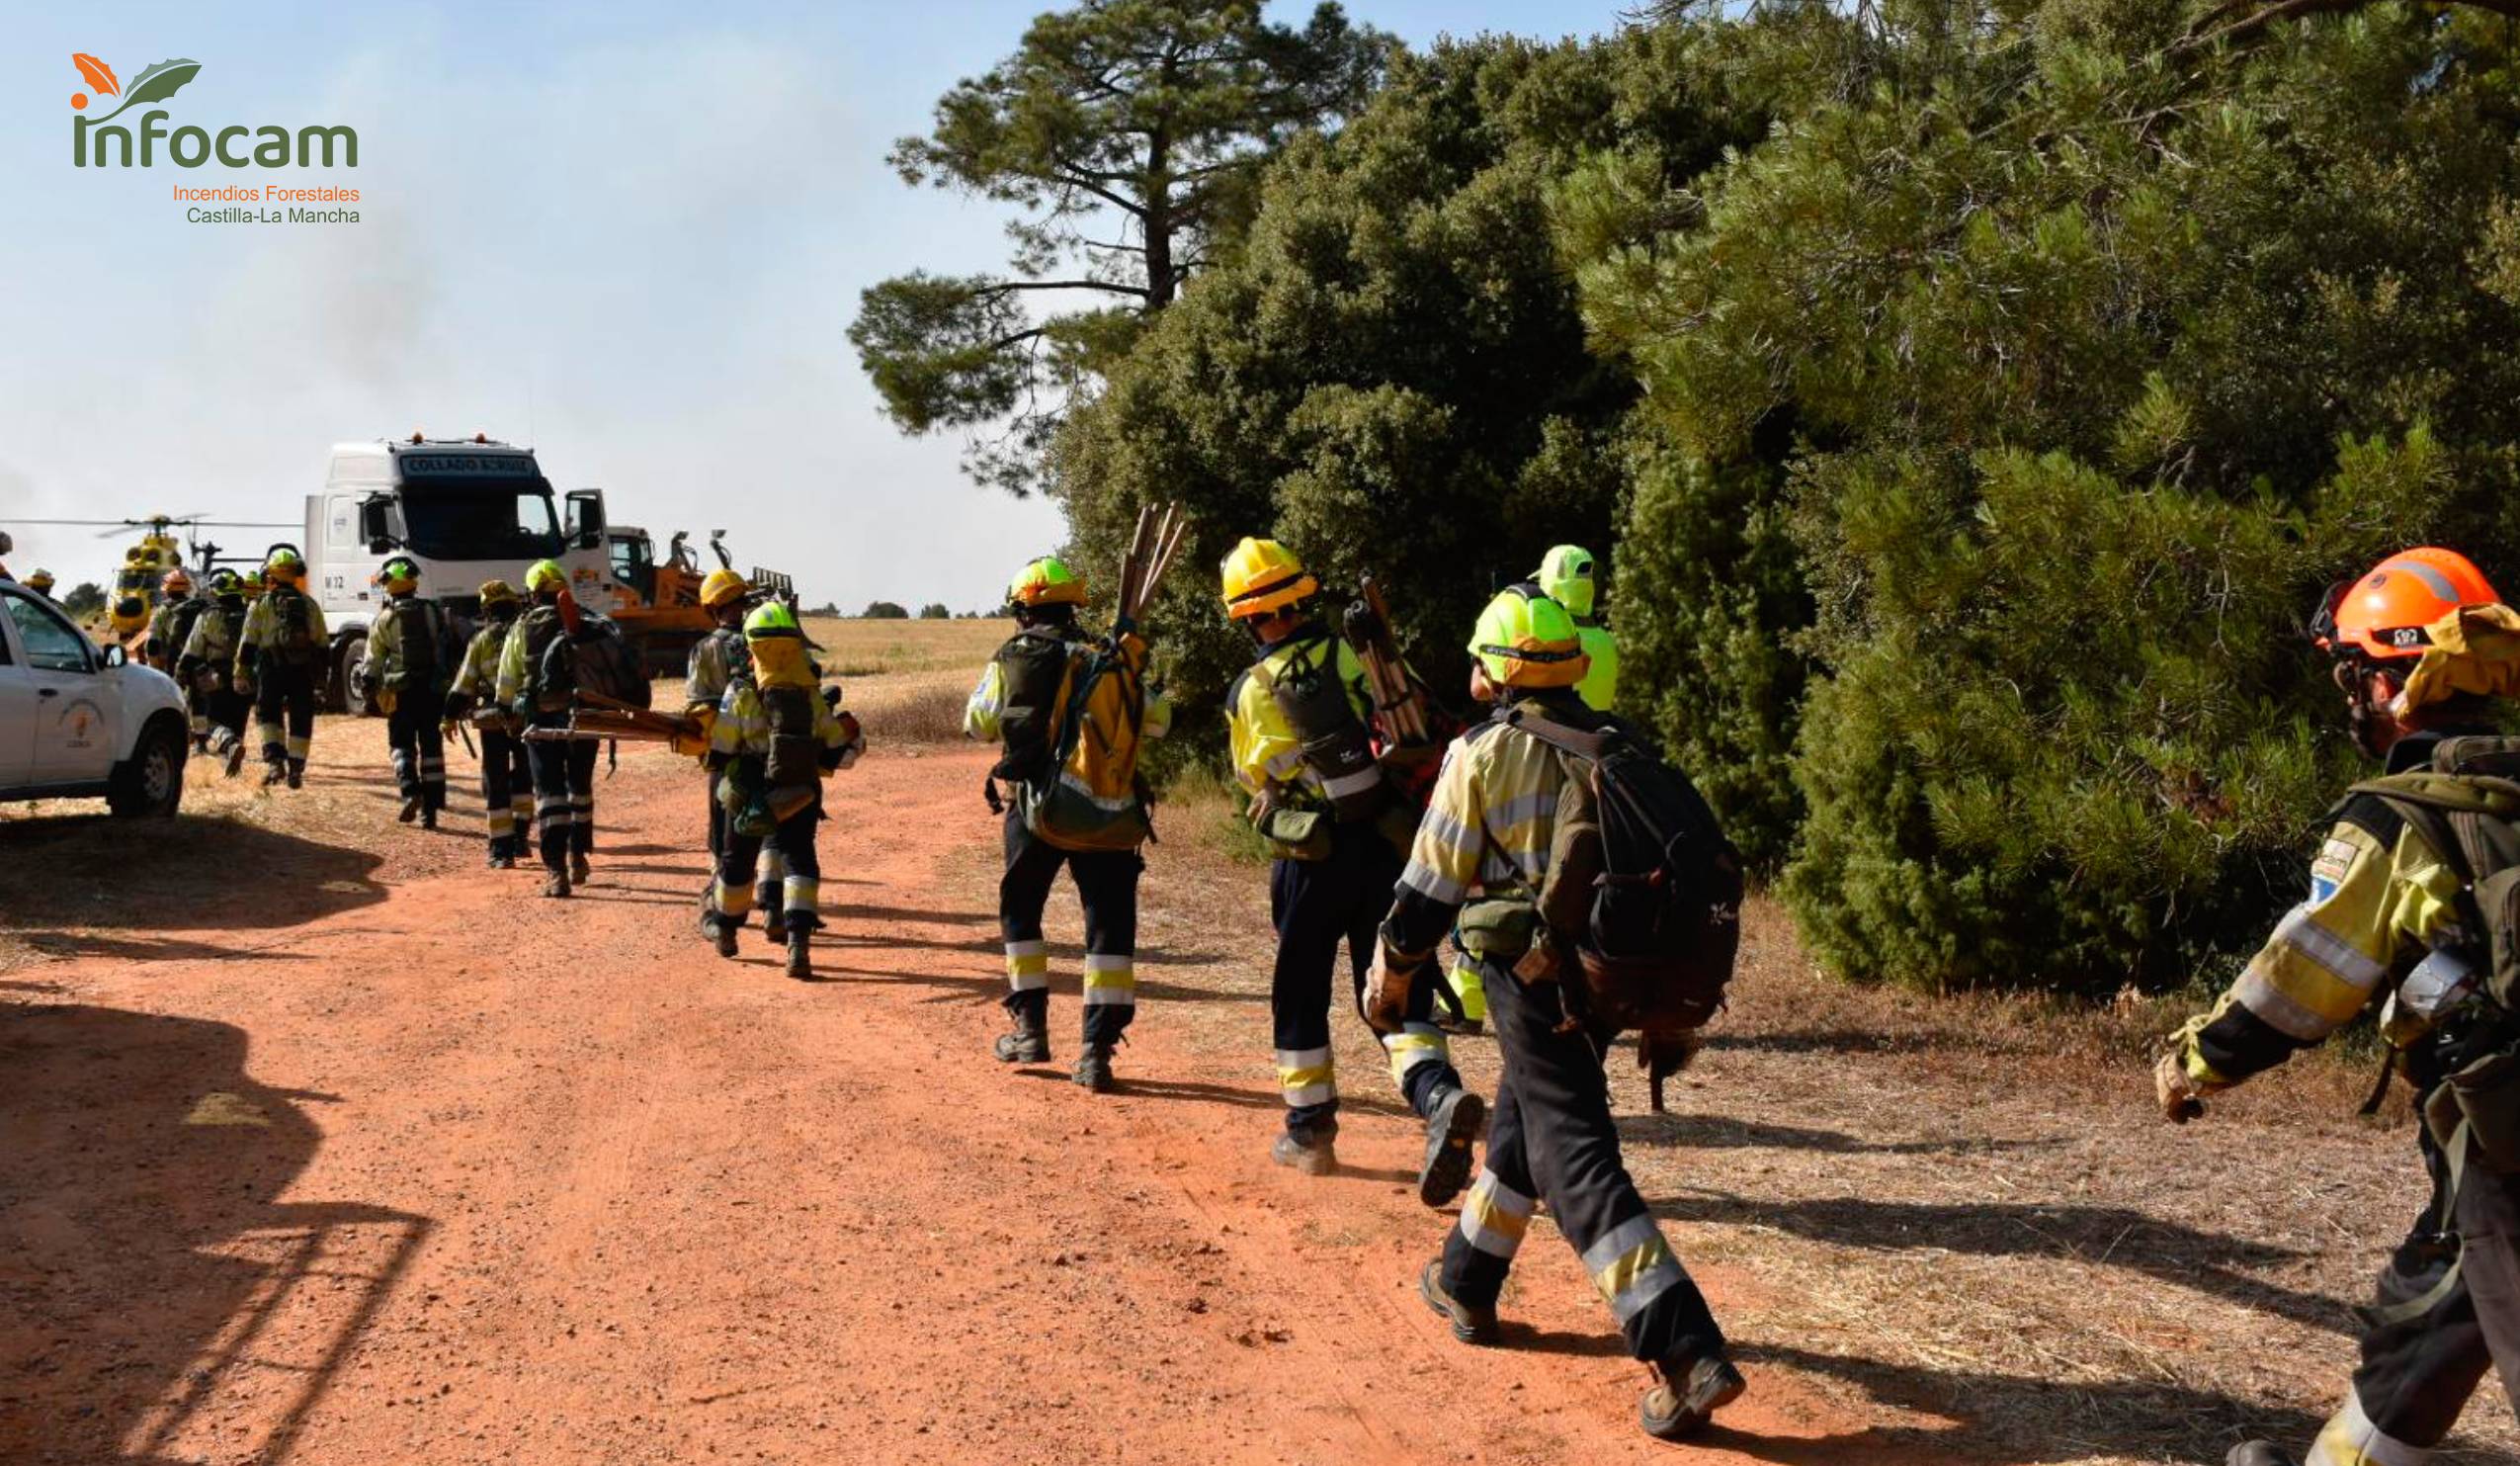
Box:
108, 715, 187, 818
336, 634, 373, 717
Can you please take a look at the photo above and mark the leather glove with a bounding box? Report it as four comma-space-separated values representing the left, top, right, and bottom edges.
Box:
2154, 1052, 2206, 1124
1362, 940, 1416, 1037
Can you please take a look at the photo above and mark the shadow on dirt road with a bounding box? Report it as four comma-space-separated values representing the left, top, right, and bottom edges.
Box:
0, 817, 384, 965
0, 1004, 428, 1466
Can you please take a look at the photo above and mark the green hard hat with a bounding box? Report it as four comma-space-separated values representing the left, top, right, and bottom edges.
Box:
1535, 545, 1598, 620
743, 600, 803, 640
1469, 584, 1588, 690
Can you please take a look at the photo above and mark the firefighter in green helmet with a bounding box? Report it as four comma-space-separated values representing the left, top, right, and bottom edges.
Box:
362, 555, 457, 828
703, 600, 863, 980
1382, 583, 1742, 1444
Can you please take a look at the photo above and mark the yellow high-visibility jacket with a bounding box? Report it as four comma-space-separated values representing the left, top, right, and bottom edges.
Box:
2176, 781, 2466, 1090
1225, 628, 1374, 807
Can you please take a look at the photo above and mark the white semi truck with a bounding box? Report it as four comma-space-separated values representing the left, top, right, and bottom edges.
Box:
303, 435, 613, 712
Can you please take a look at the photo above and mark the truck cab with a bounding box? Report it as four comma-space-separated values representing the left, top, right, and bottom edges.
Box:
304, 436, 611, 712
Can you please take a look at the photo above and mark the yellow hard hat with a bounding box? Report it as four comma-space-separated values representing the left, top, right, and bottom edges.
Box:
26, 567, 54, 590
700, 567, 749, 610
525, 560, 568, 593
1535, 545, 1598, 621
1009, 557, 1086, 608
264, 549, 305, 582
477, 578, 520, 609
1470, 584, 1589, 690
1219, 538, 1317, 621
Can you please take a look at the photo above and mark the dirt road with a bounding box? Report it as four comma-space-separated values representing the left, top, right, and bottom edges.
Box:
5, 724, 2517, 1465
3, 734, 1888, 1466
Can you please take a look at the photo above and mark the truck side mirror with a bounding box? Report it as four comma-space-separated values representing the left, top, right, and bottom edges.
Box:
359, 497, 396, 552
566, 489, 606, 551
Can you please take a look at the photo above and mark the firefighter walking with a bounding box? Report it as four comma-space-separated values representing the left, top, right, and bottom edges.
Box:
364, 555, 455, 828
702, 601, 862, 980
965, 557, 1156, 1093
176, 569, 252, 778
2160, 548, 2520, 1466
1219, 538, 1480, 1199
685, 569, 790, 940
498, 560, 598, 897
145, 569, 212, 750
1382, 584, 1743, 1442
235, 548, 326, 789
447, 579, 535, 867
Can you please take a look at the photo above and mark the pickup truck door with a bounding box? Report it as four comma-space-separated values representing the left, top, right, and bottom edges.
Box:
0, 597, 33, 788
4, 589, 121, 784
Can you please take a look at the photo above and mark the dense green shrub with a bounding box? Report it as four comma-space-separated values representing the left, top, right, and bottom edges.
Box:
1571, 0, 2520, 991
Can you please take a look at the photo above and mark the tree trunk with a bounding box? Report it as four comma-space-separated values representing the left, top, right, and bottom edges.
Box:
1143, 126, 1174, 311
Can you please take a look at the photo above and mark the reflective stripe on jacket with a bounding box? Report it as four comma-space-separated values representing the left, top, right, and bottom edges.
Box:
1226, 630, 1373, 801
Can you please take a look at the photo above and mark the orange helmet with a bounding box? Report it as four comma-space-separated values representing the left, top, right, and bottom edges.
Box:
2315, 548, 2501, 661
161, 568, 194, 595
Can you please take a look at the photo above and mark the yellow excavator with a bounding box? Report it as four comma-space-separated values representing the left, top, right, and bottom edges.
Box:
601, 527, 795, 674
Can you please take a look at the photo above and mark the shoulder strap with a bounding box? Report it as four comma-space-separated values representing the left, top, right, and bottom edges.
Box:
1494, 703, 1617, 763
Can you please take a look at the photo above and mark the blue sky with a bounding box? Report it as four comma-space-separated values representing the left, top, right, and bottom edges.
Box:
3, 2, 1622, 610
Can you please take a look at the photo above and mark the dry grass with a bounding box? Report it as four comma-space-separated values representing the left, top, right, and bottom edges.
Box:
804, 616, 1014, 678
941, 782, 2520, 1466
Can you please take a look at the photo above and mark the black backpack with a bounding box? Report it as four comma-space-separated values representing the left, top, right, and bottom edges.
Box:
1499, 704, 1743, 1032
272, 586, 321, 668
538, 610, 649, 710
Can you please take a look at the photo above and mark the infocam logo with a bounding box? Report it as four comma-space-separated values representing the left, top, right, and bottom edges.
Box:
70, 52, 356, 168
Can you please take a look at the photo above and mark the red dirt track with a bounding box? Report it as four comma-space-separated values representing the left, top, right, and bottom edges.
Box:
1, 740, 1906, 1466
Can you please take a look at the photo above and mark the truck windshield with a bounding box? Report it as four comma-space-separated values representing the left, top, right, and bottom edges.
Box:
397, 482, 563, 561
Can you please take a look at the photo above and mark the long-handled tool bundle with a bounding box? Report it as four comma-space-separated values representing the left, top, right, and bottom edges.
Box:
1114, 501, 1189, 626
1341, 576, 1436, 747
521, 689, 700, 746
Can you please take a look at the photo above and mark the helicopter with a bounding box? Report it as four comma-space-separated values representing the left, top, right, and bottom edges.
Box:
14, 514, 295, 643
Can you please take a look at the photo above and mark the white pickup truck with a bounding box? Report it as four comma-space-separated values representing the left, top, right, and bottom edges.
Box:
0, 572, 191, 816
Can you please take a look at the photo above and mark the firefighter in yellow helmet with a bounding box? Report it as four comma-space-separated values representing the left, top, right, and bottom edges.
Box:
24, 567, 56, 602
965, 556, 1159, 1091
497, 559, 600, 897
703, 600, 863, 980
1378, 583, 1742, 1442
1219, 537, 1480, 1196
234, 548, 328, 789
2162, 549, 2520, 1466
178, 569, 254, 778
362, 555, 458, 827
447, 579, 535, 867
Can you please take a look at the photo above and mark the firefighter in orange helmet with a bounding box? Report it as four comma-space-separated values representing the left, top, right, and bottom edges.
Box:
2163, 549, 2520, 1466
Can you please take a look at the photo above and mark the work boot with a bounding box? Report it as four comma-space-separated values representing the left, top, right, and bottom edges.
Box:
1418, 1258, 1499, 1345
764, 906, 790, 944
1418, 1086, 1486, 1208
421, 804, 439, 830
1073, 1044, 1116, 1092
569, 850, 592, 886
992, 1010, 1050, 1065
224, 741, 247, 778
1271, 1131, 1336, 1176
286, 760, 304, 790
705, 911, 740, 959
1639, 1354, 1746, 1442
2226, 1445, 2297, 1466
398, 796, 420, 823
261, 760, 286, 788
193, 733, 210, 755
786, 930, 812, 981
543, 870, 571, 899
